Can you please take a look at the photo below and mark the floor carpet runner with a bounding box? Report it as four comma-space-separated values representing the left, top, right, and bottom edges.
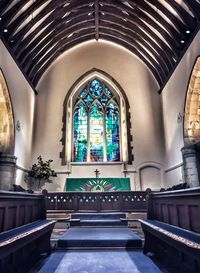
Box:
38, 250, 162, 273
57, 227, 142, 249
32, 212, 162, 272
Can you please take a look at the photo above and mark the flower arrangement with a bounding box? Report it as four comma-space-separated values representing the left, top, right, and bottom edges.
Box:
25, 156, 57, 190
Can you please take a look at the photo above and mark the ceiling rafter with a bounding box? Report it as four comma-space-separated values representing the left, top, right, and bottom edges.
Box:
125, 0, 184, 40
29, 27, 164, 87
32, 33, 163, 88
101, 9, 177, 62
20, 13, 171, 77
100, 16, 173, 70
0, 0, 200, 93
99, 2, 180, 51
15, 9, 94, 59
25, 23, 95, 75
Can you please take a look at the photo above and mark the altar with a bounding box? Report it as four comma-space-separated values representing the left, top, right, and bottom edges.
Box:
66, 178, 131, 192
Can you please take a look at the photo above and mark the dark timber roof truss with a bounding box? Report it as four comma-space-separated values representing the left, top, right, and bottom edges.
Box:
0, 0, 200, 92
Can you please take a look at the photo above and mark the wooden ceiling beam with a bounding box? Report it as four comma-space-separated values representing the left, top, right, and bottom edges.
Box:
3, 0, 48, 36
9, 1, 63, 45
99, 33, 163, 86
99, 2, 180, 51
0, 0, 13, 16
30, 31, 96, 81
180, 0, 200, 19
101, 9, 177, 64
95, 0, 99, 40
28, 27, 164, 87
32, 35, 95, 86
32, 33, 163, 88
26, 27, 96, 77
125, 0, 185, 39
99, 27, 166, 80
149, 0, 194, 31
99, 20, 171, 74
15, 9, 94, 59
22, 19, 95, 70
5, 0, 93, 39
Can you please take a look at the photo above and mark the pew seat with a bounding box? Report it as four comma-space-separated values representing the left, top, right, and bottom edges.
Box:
0, 219, 56, 273
139, 219, 200, 262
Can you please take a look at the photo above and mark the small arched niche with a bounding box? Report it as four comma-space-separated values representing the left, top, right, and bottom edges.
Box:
184, 57, 200, 144
0, 69, 14, 154
139, 166, 162, 191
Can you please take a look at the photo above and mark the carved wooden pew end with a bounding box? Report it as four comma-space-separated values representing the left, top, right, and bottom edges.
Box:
0, 191, 56, 273
140, 188, 200, 273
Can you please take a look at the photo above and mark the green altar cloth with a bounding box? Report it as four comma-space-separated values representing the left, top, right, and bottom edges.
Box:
66, 178, 130, 192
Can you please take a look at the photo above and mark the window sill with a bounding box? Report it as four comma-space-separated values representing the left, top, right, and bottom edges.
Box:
70, 161, 125, 166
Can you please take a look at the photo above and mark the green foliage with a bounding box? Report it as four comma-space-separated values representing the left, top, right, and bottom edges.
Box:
27, 156, 57, 181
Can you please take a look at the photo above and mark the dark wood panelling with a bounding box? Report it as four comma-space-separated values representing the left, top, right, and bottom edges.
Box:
0, 191, 46, 232
147, 188, 200, 232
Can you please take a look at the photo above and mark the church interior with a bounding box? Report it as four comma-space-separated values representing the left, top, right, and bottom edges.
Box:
0, 1, 200, 273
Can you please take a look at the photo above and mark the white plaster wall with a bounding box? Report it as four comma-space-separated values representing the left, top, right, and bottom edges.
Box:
0, 41, 35, 186
33, 40, 164, 191
162, 31, 200, 187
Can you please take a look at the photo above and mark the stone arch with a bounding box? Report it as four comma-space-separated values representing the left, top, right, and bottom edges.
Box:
0, 69, 14, 154
184, 57, 200, 144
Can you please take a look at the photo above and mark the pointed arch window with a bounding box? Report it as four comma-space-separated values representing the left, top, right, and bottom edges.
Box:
64, 70, 132, 164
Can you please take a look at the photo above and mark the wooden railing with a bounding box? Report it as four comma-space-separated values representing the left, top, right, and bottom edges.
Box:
43, 191, 148, 212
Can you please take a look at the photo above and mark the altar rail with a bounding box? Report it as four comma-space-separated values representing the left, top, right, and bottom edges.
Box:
43, 191, 148, 212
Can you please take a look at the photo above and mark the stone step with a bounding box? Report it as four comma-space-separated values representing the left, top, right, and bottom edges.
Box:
70, 219, 127, 227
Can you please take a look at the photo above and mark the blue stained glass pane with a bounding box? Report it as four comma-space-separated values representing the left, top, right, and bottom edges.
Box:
84, 94, 93, 108
79, 88, 88, 98
105, 86, 113, 98
106, 102, 120, 161
90, 79, 103, 98
101, 94, 109, 108
90, 103, 104, 162
73, 103, 88, 162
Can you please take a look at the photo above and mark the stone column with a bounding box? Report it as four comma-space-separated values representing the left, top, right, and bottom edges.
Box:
0, 154, 17, 190
181, 146, 199, 187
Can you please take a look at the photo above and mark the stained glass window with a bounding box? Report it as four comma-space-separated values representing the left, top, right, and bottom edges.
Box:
73, 102, 88, 162
106, 102, 120, 161
73, 78, 121, 162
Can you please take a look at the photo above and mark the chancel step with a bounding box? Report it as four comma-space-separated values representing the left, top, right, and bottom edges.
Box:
57, 227, 142, 249
70, 212, 127, 227
71, 212, 126, 220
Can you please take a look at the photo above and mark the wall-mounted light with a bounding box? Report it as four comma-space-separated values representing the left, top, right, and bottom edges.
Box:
177, 112, 183, 123
16, 120, 21, 131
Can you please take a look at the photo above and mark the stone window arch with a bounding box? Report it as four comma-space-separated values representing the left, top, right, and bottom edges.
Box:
61, 69, 133, 165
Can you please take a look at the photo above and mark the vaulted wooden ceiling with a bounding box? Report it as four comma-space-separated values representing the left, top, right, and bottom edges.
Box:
0, 0, 200, 93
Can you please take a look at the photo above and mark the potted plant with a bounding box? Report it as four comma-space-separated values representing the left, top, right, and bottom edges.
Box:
25, 156, 57, 191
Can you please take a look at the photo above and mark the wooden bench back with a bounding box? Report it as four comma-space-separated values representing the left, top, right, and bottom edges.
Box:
147, 187, 200, 233
0, 191, 46, 232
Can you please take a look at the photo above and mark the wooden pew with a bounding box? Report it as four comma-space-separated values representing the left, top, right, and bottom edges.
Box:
0, 191, 56, 273
139, 188, 200, 273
